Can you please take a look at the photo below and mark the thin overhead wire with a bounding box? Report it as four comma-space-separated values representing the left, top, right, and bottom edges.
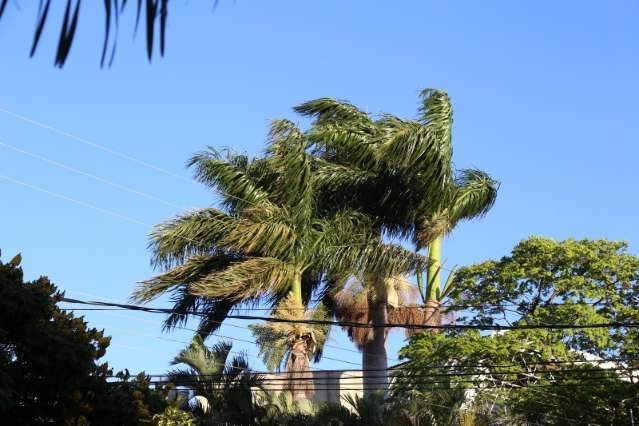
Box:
0, 106, 194, 183
0, 174, 149, 227
0, 140, 187, 210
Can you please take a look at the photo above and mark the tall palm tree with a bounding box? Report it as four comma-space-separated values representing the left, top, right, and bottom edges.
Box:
294, 94, 453, 394
295, 88, 498, 386
332, 275, 424, 392
412, 91, 498, 328
168, 336, 260, 424
134, 119, 428, 400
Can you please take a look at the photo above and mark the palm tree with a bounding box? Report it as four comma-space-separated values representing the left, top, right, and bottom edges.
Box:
411, 91, 498, 328
295, 88, 498, 387
134, 119, 428, 400
168, 336, 260, 424
332, 275, 422, 392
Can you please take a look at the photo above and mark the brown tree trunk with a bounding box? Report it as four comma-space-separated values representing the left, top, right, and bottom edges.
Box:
287, 337, 313, 401
362, 278, 388, 396
423, 299, 442, 330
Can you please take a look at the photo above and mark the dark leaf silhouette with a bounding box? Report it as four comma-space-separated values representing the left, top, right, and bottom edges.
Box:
29, 0, 51, 57
0, 0, 8, 19
0, 0, 218, 67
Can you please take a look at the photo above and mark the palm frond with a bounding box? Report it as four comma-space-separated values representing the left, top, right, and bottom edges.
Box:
325, 235, 430, 279
294, 98, 371, 126
194, 298, 239, 337
334, 276, 420, 347
448, 169, 499, 227
308, 123, 380, 170
266, 119, 315, 216
250, 296, 329, 371
250, 323, 290, 371
380, 120, 452, 191
220, 205, 296, 259
134, 253, 240, 302
188, 148, 270, 210
189, 257, 294, 301
418, 88, 453, 144
149, 208, 236, 268
333, 280, 373, 348
171, 335, 229, 376
313, 158, 375, 191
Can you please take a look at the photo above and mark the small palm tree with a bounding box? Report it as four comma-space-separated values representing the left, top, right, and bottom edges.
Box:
168, 336, 260, 424
250, 295, 330, 401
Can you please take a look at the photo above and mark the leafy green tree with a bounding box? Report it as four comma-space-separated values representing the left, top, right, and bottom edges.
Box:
135, 120, 427, 400
0, 250, 169, 424
396, 237, 639, 424
0, 251, 111, 423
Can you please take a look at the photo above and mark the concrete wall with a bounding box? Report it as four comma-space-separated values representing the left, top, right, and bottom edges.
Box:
261, 370, 364, 405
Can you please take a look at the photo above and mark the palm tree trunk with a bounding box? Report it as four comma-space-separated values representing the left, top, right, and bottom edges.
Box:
362, 277, 388, 396
287, 271, 313, 401
425, 236, 442, 330
426, 236, 442, 300
287, 337, 312, 401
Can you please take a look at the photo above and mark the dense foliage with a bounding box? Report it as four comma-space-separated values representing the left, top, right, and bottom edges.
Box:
395, 238, 639, 425
0, 251, 170, 424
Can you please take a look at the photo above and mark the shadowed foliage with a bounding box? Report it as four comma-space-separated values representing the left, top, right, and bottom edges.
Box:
168, 335, 262, 425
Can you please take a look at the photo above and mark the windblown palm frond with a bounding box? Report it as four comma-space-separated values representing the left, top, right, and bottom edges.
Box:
266, 119, 316, 218
294, 98, 372, 127
418, 88, 454, 144
133, 253, 246, 336
149, 208, 235, 268
415, 169, 499, 247
188, 148, 270, 210
188, 257, 294, 302
448, 169, 499, 227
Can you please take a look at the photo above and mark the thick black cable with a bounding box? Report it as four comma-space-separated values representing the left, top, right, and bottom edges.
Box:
61, 297, 639, 331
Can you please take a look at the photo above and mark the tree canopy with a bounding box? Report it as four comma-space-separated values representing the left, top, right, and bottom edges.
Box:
395, 237, 639, 424
0, 250, 169, 424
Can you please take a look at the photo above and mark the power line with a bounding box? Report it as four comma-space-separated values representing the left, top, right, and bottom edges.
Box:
61, 293, 377, 367
0, 106, 194, 183
140, 366, 639, 382
61, 297, 639, 331
0, 174, 149, 227
0, 140, 187, 210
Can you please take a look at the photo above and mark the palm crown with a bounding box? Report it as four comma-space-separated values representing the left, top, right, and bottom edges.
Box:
295, 89, 498, 388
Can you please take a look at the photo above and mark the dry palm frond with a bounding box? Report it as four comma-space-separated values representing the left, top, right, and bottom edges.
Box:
391, 299, 443, 337
333, 276, 421, 348
415, 210, 451, 249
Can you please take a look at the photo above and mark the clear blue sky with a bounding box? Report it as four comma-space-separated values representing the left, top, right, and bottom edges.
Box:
1, 1, 638, 375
